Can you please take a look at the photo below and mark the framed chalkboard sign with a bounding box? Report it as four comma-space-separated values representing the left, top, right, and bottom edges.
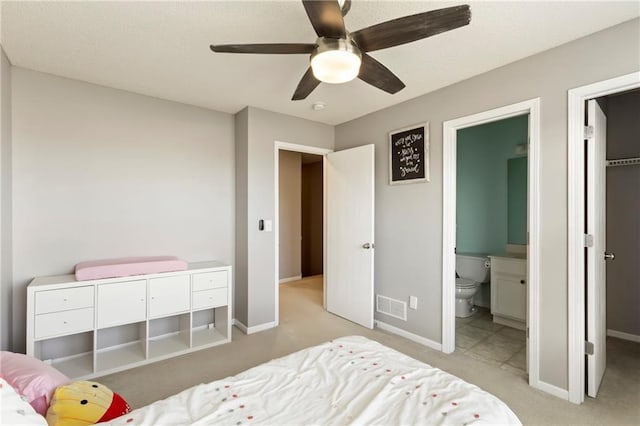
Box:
389, 122, 429, 185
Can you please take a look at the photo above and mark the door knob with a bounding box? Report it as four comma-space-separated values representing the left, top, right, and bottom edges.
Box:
362, 243, 374, 249
604, 252, 615, 261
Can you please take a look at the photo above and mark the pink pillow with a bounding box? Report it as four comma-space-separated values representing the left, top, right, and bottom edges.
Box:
0, 351, 70, 416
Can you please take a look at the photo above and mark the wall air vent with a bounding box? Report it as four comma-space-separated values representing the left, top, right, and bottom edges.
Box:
376, 295, 407, 321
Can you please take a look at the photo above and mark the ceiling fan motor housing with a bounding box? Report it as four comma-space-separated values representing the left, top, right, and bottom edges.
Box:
310, 37, 362, 84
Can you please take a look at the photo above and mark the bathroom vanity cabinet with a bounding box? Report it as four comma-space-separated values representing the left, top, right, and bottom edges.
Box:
489, 255, 526, 330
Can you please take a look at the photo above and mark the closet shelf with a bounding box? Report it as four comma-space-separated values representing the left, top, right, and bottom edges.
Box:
606, 157, 640, 167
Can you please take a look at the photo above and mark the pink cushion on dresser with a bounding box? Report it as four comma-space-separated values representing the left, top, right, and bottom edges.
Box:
75, 256, 188, 281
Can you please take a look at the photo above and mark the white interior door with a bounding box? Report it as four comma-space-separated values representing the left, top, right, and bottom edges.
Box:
325, 144, 375, 329
586, 99, 607, 397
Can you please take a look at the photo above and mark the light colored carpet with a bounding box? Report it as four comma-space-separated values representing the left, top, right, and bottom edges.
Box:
97, 276, 640, 425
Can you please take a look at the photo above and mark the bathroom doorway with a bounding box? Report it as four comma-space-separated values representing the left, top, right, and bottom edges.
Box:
442, 98, 542, 391
453, 115, 529, 376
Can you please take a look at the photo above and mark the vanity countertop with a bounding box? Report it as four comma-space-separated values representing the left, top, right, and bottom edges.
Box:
489, 252, 527, 260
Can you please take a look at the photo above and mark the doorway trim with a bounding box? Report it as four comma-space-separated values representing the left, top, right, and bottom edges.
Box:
567, 71, 640, 404
274, 141, 333, 327
442, 98, 541, 387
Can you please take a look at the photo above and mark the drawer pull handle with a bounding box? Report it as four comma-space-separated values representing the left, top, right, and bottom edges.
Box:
63, 299, 68, 302
63, 321, 68, 324
520, 280, 526, 285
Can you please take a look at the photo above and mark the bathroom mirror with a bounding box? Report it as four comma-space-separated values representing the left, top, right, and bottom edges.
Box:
507, 157, 527, 244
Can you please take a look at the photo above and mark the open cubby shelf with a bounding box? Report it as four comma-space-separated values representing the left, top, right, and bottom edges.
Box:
27, 261, 232, 380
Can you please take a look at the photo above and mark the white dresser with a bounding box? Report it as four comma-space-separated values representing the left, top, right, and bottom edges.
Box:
26, 261, 232, 379
489, 255, 526, 330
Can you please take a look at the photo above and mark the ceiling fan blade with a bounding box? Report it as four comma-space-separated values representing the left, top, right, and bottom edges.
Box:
292, 67, 321, 101
351, 5, 471, 52
358, 53, 405, 95
210, 43, 316, 54
302, 0, 346, 38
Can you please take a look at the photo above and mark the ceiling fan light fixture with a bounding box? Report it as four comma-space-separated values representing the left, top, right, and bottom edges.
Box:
311, 38, 362, 84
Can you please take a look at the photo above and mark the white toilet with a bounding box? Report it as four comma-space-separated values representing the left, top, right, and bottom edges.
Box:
455, 253, 491, 318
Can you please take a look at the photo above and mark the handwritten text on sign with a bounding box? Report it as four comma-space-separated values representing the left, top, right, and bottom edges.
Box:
389, 124, 428, 184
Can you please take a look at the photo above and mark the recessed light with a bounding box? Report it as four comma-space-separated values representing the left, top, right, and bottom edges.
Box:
312, 101, 326, 111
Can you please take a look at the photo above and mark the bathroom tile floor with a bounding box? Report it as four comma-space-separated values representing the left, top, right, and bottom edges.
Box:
455, 307, 527, 379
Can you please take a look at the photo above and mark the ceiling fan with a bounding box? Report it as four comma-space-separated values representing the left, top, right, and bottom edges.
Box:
210, 0, 471, 101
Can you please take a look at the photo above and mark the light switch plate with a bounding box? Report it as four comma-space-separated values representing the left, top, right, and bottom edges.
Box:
409, 296, 418, 310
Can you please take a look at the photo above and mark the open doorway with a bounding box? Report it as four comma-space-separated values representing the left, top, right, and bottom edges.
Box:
278, 149, 325, 320
274, 142, 375, 329
567, 71, 640, 404
274, 141, 331, 327
583, 89, 639, 399
453, 115, 529, 378
442, 98, 543, 393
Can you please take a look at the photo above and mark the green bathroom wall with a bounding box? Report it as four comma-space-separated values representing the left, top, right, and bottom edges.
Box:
456, 115, 528, 254
508, 157, 528, 244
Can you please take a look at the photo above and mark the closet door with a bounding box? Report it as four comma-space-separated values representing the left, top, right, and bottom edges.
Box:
586, 99, 607, 398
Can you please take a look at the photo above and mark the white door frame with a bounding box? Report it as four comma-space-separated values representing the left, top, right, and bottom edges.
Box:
442, 98, 541, 386
567, 72, 640, 404
274, 141, 333, 326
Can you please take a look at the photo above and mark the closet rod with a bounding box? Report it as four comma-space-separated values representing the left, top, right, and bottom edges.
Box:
606, 157, 640, 167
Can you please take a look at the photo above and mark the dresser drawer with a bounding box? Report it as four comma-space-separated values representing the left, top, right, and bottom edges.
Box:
192, 288, 227, 310
192, 271, 228, 292
35, 286, 94, 315
34, 308, 94, 339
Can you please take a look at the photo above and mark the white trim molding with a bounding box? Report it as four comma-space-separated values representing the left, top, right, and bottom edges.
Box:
375, 321, 442, 351
607, 329, 640, 343
274, 141, 333, 328
279, 275, 302, 284
233, 319, 277, 335
441, 99, 542, 392
535, 380, 570, 401
567, 72, 640, 405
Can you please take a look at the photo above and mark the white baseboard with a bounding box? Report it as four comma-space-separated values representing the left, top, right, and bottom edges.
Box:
607, 329, 640, 343
375, 320, 442, 351
233, 319, 247, 333
279, 275, 302, 284
233, 319, 276, 335
532, 379, 569, 401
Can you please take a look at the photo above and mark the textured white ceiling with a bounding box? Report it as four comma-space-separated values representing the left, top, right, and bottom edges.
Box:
1, 1, 638, 125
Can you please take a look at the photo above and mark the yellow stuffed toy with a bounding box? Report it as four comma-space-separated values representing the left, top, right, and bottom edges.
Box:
46, 381, 131, 426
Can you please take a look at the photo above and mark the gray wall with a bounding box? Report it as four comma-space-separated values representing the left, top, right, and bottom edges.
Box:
10, 68, 235, 352
0, 47, 12, 350
236, 106, 333, 328
335, 19, 640, 391
278, 150, 301, 280
302, 161, 323, 277
606, 90, 640, 337
234, 108, 249, 326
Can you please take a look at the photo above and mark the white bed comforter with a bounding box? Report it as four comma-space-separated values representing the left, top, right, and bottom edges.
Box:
103, 336, 521, 425
0, 378, 48, 426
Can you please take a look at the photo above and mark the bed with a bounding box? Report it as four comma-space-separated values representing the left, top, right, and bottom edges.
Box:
0, 377, 48, 426
101, 336, 521, 425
